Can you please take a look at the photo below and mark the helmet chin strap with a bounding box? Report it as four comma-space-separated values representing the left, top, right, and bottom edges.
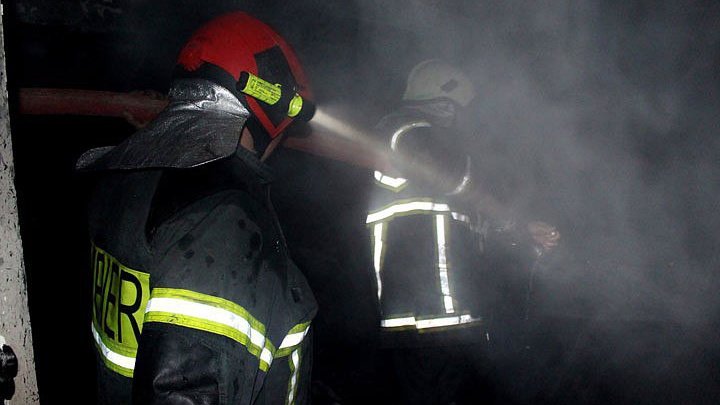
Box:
244, 116, 272, 158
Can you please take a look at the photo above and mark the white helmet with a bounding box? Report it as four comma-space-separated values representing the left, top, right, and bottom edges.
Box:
402, 59, 476, 107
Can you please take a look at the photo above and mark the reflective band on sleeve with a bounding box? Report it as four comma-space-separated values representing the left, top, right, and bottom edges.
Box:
435, 215, 455, 314
92, 322, 135, 377
390, 120, 431, 151
144, 288, 275, 371
381, 314, 481, 330
374, 170, 408, 191
286, 348, 301, 405
447, 156, 472, 195
366, 200, 451, 224
277, 322, 311, 358
372, 222, 385, 301
260, 346, 274, 368
279, 323, 310, 350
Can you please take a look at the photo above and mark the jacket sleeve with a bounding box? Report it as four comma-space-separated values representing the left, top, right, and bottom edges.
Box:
132, 192, 285, 404
381, 119, 472, 196
132, 324, 237, 404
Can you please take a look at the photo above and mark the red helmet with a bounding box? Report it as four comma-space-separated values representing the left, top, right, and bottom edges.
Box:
177, 12, 313, 140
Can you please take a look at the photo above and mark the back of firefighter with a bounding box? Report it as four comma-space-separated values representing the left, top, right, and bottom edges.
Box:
367, 60, 496, 404
79, 12, 318, 404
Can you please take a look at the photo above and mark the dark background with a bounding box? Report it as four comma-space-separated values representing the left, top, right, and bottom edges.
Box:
3, 1, 720, 404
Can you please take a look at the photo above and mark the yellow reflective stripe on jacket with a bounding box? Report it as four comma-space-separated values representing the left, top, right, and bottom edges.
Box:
92, 322, 135, 377
276, 322, 311, 358
144, 288, 276, 371
90, 243, 151, 378
91, 243, 150, 354
286, 348, 302, 405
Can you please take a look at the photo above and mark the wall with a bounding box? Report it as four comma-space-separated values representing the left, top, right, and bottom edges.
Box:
0, 6, 39, 404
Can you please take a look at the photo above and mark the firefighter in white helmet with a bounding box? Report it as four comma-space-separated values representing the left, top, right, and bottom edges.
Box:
367, 59, 559, 403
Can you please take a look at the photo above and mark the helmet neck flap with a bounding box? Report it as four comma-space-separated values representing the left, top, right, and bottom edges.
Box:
173, 63, 272, 155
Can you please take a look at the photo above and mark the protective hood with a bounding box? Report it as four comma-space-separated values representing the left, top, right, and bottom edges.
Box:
76, 79, 250, 171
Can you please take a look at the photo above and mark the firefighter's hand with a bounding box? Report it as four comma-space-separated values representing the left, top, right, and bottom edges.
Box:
527, 221, 560, 253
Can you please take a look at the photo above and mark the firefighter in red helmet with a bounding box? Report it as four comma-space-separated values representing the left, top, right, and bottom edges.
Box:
77, 12, 317, 404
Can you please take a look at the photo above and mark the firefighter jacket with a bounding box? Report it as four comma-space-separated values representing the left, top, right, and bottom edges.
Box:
79, 79, 317, 404
367, 104, 488, 347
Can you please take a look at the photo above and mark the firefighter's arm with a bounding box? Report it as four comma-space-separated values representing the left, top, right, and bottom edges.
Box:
388, 123, 472, 196
133, 194, 272, 404
386, 120, 561, 255
132, 324, 231, 404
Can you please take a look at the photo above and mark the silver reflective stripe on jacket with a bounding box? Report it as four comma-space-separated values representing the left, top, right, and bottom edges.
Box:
381, 314, 481, 330
389, 120, 431, 151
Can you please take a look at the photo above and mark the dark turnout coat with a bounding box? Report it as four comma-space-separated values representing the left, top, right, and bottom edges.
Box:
367, 104, 488, 348
81, 79, 317, 404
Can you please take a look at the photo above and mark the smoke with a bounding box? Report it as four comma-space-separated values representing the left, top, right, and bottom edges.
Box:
14, 0, 717, 401
333, 0, 720, 401
340, 0, 720, 323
